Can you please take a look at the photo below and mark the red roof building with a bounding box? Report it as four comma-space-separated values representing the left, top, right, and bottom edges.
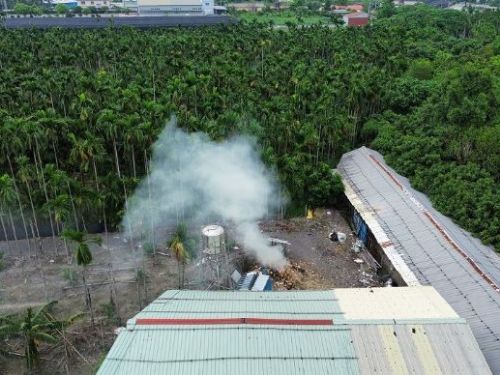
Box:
334, 3, 364, 11
342, 11, 369, 26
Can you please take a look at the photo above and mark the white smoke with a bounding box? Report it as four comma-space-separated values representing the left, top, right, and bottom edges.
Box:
122, 117, 287, 270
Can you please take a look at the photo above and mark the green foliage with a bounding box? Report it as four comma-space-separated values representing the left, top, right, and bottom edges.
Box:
13, 3, 41, 15
61, 230, 101, 266
0, 6, 498, 251
0, 251, 4, 271
0, 301, 83, 370
168, 224, 190, 263
304, 164, 344, 208
143, 241, 155, 256
61, 267, 78, 286
54, 3, 68, 14
238, 10, 333, 25
101, 297, 120, 325
377, 0, 395, 18
0, 174, 16, 206
135, 268, 146, 283
408, 59, 434, 80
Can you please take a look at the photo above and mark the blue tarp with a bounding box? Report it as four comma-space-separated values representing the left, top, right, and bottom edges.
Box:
353, 211, 368, 245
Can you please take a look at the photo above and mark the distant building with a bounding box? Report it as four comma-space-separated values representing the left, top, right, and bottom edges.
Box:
343, 11, 369, 26
334, 3, 364, 12
227, 2, 265, 12
78, 0, 112, 8
337, 146, 500, 373
448, 2, 499, 10
124, 0, 214, 15
97, 287, 492, 374
425, 0, 449, 7
213, 4, 226, 13
44, 0, 78, 8
396, 0, 421, 6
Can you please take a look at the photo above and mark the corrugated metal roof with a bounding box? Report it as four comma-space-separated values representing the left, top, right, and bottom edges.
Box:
335, 286, 459, 320
97, 288, 491, 374
137, 290, 344, 320
251, 274, 270, 291
337, 146, 500, 373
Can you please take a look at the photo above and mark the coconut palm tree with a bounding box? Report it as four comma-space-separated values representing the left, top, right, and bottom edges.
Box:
60, 229, 102, 328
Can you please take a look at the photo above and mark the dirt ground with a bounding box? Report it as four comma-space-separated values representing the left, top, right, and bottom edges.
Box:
260, 209, 381, 290
0, 208, 381, 374
0, 231, 181, 375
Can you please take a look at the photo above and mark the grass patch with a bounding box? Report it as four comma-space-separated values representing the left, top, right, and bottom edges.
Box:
238, 11, 335, 25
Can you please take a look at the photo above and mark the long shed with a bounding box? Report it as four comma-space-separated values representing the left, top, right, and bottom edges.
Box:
97, 287, 490, 374
337, 146, 500, 373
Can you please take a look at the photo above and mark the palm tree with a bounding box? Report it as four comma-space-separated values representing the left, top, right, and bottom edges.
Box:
44, 194, 72, 261
0, 301, 83, 371
45, 166, 79, 231
0, 174, 19, 254
68, 132, 109, 233
0, 119, 32, 256
61, 229, 102, 328
168, 224, 190, 289
16, 156, 41, 241
122, 114, 144, 179
16, 157, 50, 300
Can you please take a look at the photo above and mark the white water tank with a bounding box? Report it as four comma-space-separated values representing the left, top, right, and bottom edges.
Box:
202, 225, 225, 255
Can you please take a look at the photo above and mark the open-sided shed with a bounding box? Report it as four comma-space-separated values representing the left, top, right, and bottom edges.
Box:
337, 146, 500, 372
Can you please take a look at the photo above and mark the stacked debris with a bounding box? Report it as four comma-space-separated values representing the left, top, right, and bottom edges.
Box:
269, 261, 306, 290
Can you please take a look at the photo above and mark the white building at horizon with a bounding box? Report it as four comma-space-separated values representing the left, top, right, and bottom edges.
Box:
123, 0, 214, 15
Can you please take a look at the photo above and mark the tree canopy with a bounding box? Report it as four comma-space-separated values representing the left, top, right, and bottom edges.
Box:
0, 6, 498, 250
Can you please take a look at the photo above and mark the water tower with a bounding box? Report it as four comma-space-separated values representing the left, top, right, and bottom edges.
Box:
201, 225, 228, 287
202, 225, 226, 255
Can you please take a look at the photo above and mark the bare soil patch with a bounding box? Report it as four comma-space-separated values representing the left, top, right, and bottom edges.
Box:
0, 208, 380, 374
261, 209, 381, 289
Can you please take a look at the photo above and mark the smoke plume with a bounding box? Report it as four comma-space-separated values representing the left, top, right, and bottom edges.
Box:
122, 117, 287, 270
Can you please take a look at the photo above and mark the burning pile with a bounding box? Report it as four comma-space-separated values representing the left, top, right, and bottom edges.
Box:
269, 261, 306, 290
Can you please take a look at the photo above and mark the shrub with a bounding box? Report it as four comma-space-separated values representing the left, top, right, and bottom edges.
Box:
143, 242, 155, 256
61, 267, 78, 286
0, 251, 5, 271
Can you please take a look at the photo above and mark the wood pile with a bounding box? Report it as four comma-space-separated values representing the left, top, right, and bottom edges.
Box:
269, 261, 306, 290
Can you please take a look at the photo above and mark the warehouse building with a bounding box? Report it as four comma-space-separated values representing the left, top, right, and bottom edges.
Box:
123, 0, 214, 15
97, 287, 491, 374
337, 146, 500, 373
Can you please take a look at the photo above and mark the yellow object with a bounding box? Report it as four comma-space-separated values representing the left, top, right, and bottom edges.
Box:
379, 325, 409, 375
307, 208, 314, 219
